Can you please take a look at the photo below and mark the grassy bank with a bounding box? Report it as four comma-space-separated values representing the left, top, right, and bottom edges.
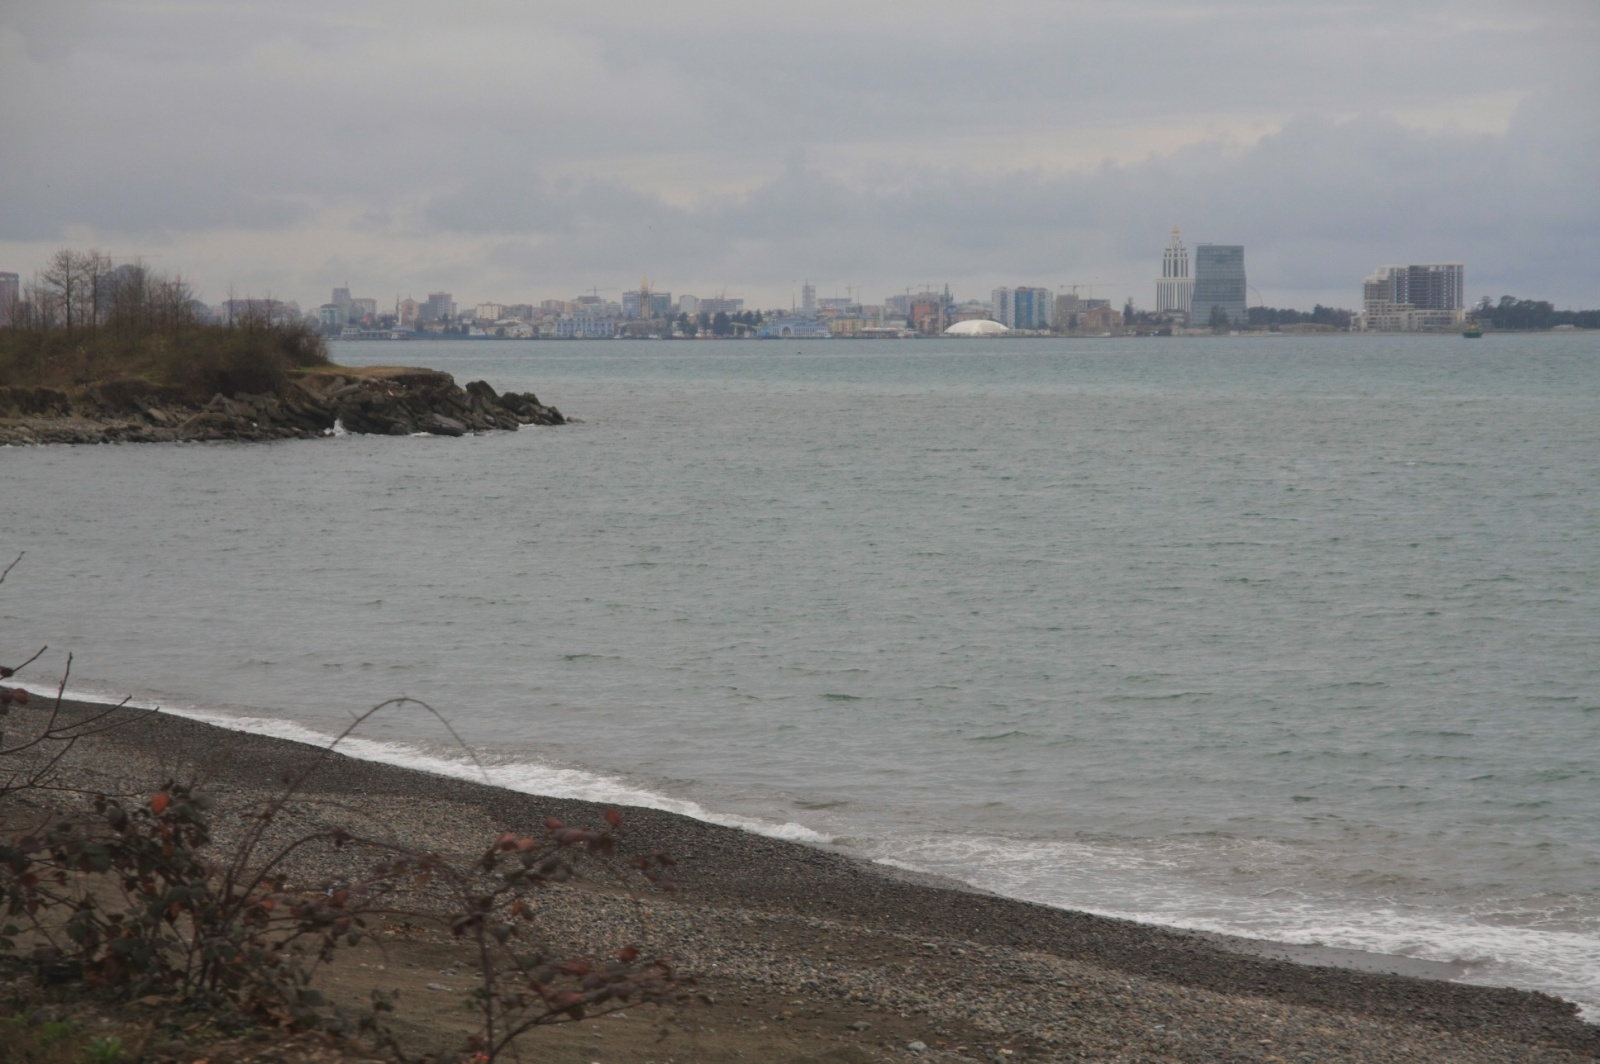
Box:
0, 321, 331, 404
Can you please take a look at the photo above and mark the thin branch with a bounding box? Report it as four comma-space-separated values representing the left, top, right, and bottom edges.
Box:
4, 645, 47, 676
223, 696, 488, 903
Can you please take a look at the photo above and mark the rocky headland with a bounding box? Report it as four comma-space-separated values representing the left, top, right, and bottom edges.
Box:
0, 366, 564, 445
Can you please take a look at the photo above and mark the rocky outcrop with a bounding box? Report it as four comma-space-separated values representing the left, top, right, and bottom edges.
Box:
0, 370, 564, 445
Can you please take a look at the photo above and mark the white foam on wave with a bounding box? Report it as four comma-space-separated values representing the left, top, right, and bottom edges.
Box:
7, 681, 831, 847
872, 833, 1600, 1019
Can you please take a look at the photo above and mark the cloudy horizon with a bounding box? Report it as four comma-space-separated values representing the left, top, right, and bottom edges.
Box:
2, 0, 1597, 313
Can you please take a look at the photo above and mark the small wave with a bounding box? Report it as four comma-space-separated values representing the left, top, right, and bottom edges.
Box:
12, 681, 833, 848
869, 831, 1600, 1017
822, 693, 862, 701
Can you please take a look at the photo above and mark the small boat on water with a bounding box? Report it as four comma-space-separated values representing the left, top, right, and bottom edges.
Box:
1463, 322, 1484, 338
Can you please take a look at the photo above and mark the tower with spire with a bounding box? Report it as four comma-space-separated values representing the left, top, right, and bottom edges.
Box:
1156, 226, 1194, 320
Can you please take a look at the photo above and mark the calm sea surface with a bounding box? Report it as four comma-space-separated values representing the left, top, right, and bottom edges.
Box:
5, 334, 1598, 1009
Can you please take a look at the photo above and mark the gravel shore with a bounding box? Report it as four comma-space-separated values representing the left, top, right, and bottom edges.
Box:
8, 699, 1598, 1063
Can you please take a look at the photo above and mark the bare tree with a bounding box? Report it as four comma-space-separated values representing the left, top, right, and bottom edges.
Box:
153, 272, 197, 335
39, 249, 83, 335
19, 274, 58, 331
82, 250, 112, 331
107, 261, 152, 333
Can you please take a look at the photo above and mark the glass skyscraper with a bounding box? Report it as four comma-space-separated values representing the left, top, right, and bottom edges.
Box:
1192, 244, 1247, 326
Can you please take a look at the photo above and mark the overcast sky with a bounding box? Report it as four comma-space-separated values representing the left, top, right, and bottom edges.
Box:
2, 0, 1597, 311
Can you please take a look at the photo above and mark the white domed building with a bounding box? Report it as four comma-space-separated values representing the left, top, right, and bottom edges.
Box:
943, 319, 1010, 337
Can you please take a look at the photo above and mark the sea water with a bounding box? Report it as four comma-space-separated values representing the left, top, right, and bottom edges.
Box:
3, 334, 1598, 1011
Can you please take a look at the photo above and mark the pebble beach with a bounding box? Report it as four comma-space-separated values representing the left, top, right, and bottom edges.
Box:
7, 698, 1597, 1063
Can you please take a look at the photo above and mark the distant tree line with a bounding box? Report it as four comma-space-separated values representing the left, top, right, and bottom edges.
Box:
1472, 296, 1600, 331
1246, 304, 1355, 330
675, 309, 765, 337
2, 247, 327, 397
5, 249, 206, 337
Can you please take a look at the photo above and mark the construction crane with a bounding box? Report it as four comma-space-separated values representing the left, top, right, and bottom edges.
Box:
1061, 281, 1133, 302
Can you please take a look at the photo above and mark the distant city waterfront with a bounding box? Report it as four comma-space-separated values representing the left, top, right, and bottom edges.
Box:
5, 235, 1595, 346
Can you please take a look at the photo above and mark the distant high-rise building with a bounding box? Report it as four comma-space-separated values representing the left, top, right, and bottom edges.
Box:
623, 288, 675, 319
0, 272, 19, 327
1361, 263, 1464, 331
1192, 244, 1247, 326
1363, 264, 1464, 313
331, 287, 352, 306
801, 282, 816, 317
678, 295, 699, 316
990, 286, 1054, 329
622, 289, 646, 320
1155, 226, 1193, 318
398, 298, 421, 327
422, 292, 455, 322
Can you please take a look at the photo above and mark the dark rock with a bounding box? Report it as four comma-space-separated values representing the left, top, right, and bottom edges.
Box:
0, 367, 566, 445
424, 413, 468, 437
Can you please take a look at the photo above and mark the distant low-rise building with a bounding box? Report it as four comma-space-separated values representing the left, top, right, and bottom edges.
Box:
828, 317, 875, 337
1079, 305, 1125, 331
758, 316, 832, 339
700, 296, 744, 316
552, 315, 617, 339
909, 295, 946, 334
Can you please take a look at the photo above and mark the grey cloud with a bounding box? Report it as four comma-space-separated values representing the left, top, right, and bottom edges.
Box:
1, 0, 1595, 307
418, 102, 1598, 307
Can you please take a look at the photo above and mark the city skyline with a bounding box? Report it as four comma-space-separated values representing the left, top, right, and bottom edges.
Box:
2, 2, 1596, 312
